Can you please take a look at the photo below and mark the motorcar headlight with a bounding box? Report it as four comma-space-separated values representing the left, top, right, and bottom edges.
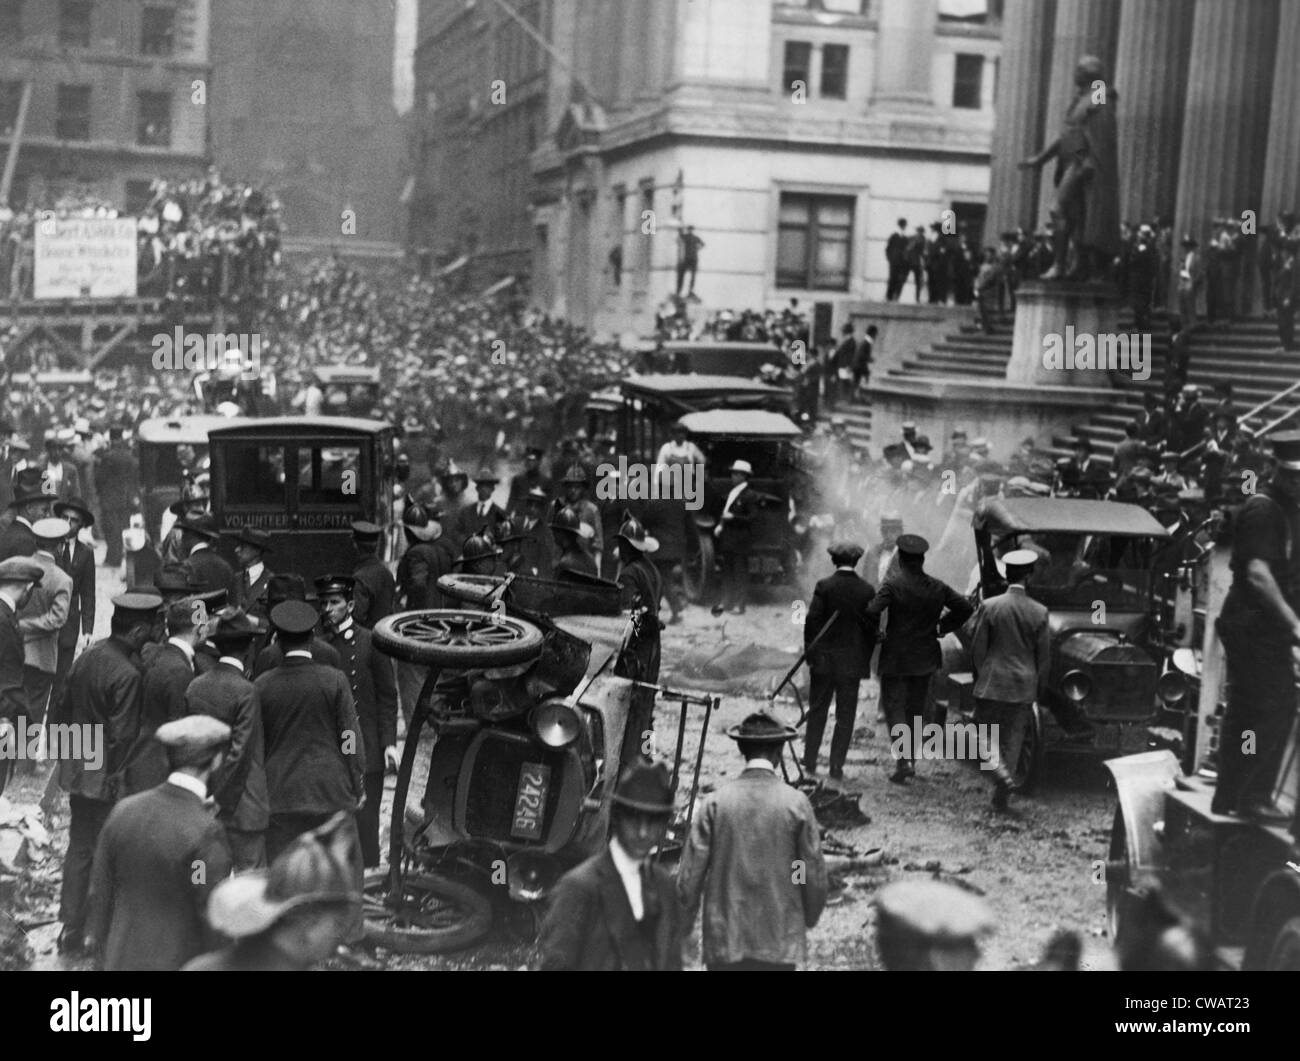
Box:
1062, 669, 1092, 703
530, 699, 581, 748
1156, 670, 1188, 705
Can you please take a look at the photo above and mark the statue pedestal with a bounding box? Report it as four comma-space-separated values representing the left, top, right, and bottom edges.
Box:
1008, 280, 1123, 387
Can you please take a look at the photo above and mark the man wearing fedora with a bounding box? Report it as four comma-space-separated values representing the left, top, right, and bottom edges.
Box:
1213, 431, 1300, 824
0, 558, 44, 798
0, 467, 51, 561
865, 534, 973, 783
232, 525, 275, 623
511, 486, 554, 579
712, 459, 758, 616
40, 431, 81, 504
53, 591, 164, 955
538, 761, 683, 971
803, 541, 878, 781
179, 513, 239, 602
17, 518, 73, 738
349, 520, 395, 629
315, 575, 399, 868
970, 549, 1050, 810
52, 498, 96, 710
87, 715, 233, 970
185, 607, 269, 871
462, 467, 509, 541
678, 711, 827, 970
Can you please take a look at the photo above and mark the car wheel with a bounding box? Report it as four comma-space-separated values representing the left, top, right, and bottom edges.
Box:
1010, 704, 1043, 794
1106, 807, 1134, 948
373, 609, 544, 667
682, 524, 714, 604
363, 869, 493, 954
1265, 915, 1300, 970
435, 573, 506, 606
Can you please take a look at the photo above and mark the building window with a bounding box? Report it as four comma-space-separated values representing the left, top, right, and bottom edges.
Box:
140, 6, 175, 56
0, 81, 22, 137
59, 0, 92, 47
0, 1, 23, 40
953, 53, 983, 109
820, 0, 868, 13
939, 0, 996, 22
777, 193, 853, 291
782, 41, 812, 94
56, 84, 92, 140
821, 44, 849, 99
639, 185, 654, 272
137, 91, 171, 146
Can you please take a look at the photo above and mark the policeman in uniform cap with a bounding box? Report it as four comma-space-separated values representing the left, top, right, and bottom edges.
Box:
1214, 430, 1300, 823
314, 574, 398, 868
538, 761, 684, 970
251, 575, 342, 677
873, 880, 994, 970
349, 520, 395, 628
87, 714, 233, 970
0, 557, 44, 798
803, 540, 878, 780
865, 534, 974, 783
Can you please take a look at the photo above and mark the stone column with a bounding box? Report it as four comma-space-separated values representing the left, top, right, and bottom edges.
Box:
1173, 0, 1278, 251
1038, 0, 1121, 217
1113, 0, 1193, 225
871, 0, 939, 108
986, 0, 1056, 236
1261, 0, 1300, 224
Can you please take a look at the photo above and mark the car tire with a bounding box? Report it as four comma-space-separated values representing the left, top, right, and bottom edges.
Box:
373, 609, 544, 667
682, 524, 714, 604
1106, 807, 1134, 949
363, 869, 493, 954
1265, 915, 1300, 970
1010, 703, 1043, 794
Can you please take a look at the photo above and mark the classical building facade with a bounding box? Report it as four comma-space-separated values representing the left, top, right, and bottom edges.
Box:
413, 0, 1003, 337
987, 0, 1297, 275
0, 0, 211, 211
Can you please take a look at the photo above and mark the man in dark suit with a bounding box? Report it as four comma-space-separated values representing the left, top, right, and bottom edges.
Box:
538, 762, 683, 971
463, 468, 509, 538
52, 592, 164, 955
179, 514, 239, 602
255, 601, 366, 861
185, 608, 269, 870
52, 499, 96, 710
232, 525, 274, 623
0, 558, 44, 798
251, 575, 342, 677
93, 426, 139, 567
711, 460, 758, 616
507, 446, 552, 514
865, 535, 974, 783
0, 472, 50, 561
315, 575, 398, 868
511, 487, 554, 579
128, 597, 204, 794
885, 218, 909, 301
863, 513, 904, 589
802, 541, 878, 780
87, 714, 233, 970
970, 550, 1050, 810
349, 520, 395, 629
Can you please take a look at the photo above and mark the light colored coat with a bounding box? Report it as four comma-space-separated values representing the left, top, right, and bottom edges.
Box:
18, 550, 71, 673
677, 766, 827, 967
970, 583, 1051, 703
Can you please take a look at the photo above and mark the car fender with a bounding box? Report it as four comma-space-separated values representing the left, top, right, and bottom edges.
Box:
1104, 750, 1181, 876
1244, 866, 1300, 968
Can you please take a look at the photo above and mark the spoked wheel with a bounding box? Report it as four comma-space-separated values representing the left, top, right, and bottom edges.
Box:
435, 573, 507, 606
1106, 807, 1133, 948
682, 525, 715, 603
373, 609, 543, 667
1010, 704, 1043, 793
363, 869, 493, 954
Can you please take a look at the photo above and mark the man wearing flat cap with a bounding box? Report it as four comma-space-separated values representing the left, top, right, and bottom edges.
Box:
86, 715, 233, 970
538, 761, 684, 971
0, 558, 44, 798
184, 608, 268, 870
970, 549, 1050, 810
803, 541, 878, 780
866, 535, 974, 784
52, 591, 164, 955
678, 711, 827, 970
349, 520, 395, 629
873, 879, 994, 970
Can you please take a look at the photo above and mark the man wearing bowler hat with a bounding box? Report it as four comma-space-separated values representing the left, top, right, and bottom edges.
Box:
803, 541, 878, 780
52, 498, 96, 709
865, 534, 973, 783
1214, 431, 1300, 824
349, 520, 395, 629
86, 714, 233, 970
0, 467, 51, 561
538, 761, 684, 971
232, 525, 275, 622
0, 557, 44, 798
52, 591, 164, 955
185, 607, 269, 870
711, 459, 758, 616
678, 711, 827, 970
315, 574, 398, 868
970, 549, 1050, 810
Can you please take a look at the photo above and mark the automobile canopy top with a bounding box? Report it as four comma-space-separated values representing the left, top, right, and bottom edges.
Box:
973, 497, 1171, 539
136, 415, 253, 446
677, 409, 802, 438
207, 416, 393, 439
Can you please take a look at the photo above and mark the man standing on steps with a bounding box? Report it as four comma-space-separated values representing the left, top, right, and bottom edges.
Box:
885, 219, 909, 301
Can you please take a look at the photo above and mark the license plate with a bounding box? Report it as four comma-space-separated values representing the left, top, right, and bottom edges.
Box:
511, 762, 551, 840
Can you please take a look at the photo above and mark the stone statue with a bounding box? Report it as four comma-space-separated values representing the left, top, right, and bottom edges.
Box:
1019, 55, 1122, 282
